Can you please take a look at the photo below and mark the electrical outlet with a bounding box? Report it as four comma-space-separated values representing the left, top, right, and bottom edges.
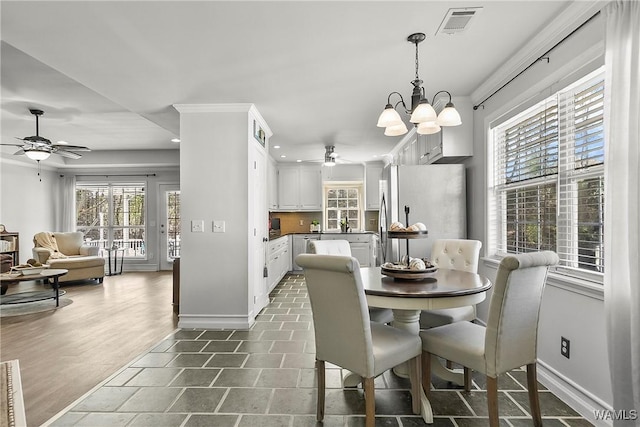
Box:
299, 220, 304, 226
561, 336, 570, 359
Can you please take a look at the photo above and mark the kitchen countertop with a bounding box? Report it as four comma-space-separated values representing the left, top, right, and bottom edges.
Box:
269, 231, 377, 241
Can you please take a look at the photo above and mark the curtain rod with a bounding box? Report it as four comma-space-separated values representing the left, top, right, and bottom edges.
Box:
473, 10, 601, 111
69, 174, 157, 178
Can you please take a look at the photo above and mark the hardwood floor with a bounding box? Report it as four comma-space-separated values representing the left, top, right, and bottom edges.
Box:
0, 272, 178, 426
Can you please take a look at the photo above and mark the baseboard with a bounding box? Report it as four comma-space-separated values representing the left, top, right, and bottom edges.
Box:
178, 314, 255, 330
537, 360, 613, 427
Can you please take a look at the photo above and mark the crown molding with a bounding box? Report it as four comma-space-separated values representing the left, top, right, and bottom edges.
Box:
173, 103, 255, 114
471, 0, 607, 107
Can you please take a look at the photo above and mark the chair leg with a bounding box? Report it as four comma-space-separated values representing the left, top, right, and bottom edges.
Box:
408, 355, 422, 415
464, 367, 472, 392
316, 360, 325, 422
421, 351, 432, 399
527, 363, 543, 427
363, 377, 375, 427
486, 376, 499, 427
446, 359, 453, 369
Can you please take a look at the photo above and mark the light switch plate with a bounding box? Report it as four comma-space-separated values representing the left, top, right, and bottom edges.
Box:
191, 220, 205, 232
213, 220, 226, 233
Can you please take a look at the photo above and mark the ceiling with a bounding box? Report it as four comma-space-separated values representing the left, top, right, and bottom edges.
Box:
1, 1, 578, 167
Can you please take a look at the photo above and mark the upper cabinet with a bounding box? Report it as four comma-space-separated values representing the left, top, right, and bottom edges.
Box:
267, 156, 278, 210
277, 165, 322, 211
365, 162, 383, 210
419, 95, 473, 164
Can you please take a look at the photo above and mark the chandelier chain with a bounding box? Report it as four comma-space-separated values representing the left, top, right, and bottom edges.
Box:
414, 42, 420, 81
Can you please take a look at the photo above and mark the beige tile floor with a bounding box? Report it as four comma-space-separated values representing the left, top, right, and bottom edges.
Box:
46, 274, 594, 427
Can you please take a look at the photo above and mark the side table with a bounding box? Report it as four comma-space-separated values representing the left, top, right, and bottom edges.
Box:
103, 247, 125, 276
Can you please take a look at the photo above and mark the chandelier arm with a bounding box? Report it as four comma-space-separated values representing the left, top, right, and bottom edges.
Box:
430, 90, 453, 106
393, 100, 410, 114
386, 91, 409, 114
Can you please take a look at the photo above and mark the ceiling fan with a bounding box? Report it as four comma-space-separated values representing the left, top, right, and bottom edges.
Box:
301, 145, 354, 167
1, 109, 91, 161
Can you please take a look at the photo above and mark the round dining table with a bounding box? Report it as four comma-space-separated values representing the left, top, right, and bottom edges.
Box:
354, 266, 492, 424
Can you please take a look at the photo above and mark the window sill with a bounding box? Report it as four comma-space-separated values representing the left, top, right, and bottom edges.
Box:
481, 257, 604, 301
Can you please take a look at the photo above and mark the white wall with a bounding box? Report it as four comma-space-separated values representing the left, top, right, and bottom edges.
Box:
177, 107, 251, 329
467, 13, 612, 424
0, 161, 59, 263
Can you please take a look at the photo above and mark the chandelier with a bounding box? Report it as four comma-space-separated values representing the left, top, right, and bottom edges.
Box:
376, 33, 462, 136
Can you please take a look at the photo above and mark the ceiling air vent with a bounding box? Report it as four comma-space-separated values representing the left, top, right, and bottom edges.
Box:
436, 7, 483, 35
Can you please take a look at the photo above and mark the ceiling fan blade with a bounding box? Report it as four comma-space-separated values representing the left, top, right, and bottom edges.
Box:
0, 143, 26, 147
53, 144, 90, 151
55, 150, 82, 160
13, 149, 25, 156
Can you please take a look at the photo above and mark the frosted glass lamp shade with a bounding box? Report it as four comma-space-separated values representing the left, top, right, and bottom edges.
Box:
437, 103, 462, 126
410, 101, 437, 123
377, 105, 403, 128
25, 149, 51, 161
417, 121, 442, 135
384, 122, 409, 136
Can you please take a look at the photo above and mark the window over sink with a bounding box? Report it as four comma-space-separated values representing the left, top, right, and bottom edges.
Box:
323, 183, 363, 232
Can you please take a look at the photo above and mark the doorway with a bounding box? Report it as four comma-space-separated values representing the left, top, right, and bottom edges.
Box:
159, 184, 180, 271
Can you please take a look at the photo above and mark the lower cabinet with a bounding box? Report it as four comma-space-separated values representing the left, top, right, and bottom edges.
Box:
267, 236, 290, 292
317, 233, 373, 267
292, 234, 321, 271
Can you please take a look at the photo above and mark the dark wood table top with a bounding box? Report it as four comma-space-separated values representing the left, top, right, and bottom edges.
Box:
360, 267, 492, 298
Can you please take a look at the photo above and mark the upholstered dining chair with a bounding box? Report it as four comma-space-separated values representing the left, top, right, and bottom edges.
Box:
308, 240, 394, 324
419, 239, 482, 329
296, 254, 422, 427
420, 251, 559, 427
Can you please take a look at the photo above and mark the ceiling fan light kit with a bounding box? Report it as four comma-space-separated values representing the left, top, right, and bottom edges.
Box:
24, 149, 51, 161
377, 33, 461, 136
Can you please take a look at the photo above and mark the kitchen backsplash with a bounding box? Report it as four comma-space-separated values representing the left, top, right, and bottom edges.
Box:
270, 210, 379, 234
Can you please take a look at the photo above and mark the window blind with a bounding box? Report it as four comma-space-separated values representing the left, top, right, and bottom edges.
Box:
491, 69, 605, 278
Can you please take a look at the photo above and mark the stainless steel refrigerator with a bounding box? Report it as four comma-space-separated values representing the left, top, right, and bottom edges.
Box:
378, 164, 466, 264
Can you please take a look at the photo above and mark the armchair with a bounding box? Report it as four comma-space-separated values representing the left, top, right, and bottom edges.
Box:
33, 232, 105, 283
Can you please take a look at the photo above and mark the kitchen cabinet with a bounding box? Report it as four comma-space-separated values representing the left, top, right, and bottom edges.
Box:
291, 234, 320, 270
278, 165, 322, 211
319, 233, 374, 267
267, 156, 278, 210
267, 236, 289, 292
419, 96, 473, 164
365, 163, 383, 210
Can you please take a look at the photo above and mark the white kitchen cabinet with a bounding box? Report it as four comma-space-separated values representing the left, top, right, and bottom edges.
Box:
419, 96, 473, 164
267, 156, 278, 210
278, 165, 322, 211
350, 243, 370, 267
267, 236, 289, 292
365, 163, 383, 210
291, 234, 320, 270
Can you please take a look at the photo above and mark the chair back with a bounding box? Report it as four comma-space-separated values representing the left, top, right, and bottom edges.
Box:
296, 254, 374, 377
308, 240, 351, 256
431, 239, 482, 273
484, 251, 559, 377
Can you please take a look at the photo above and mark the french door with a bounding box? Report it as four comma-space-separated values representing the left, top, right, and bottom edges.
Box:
159, 184, 180, 271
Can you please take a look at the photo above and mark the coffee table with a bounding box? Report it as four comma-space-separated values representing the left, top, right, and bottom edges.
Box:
0, 269, 69, 307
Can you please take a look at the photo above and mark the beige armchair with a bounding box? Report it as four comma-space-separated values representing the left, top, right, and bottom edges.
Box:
308, 240, 394, 324
420, 251, 559, 427
296, 254, 422, 427
419, 239, 482, 329
33, 232, 105, 283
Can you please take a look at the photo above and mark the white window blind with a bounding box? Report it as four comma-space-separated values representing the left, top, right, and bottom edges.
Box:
490, 69, 605, 279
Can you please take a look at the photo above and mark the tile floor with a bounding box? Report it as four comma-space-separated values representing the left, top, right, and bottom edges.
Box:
47, 274, 594, 427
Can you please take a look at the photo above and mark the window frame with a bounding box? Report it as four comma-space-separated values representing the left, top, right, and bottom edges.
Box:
488, 68, 605, 284
75, 182, 147, 259
322, 182, 364, 232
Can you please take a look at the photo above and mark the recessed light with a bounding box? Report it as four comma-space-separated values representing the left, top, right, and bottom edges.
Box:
280, 155, 286, 158
171, 138, 180, 143
56, 140, 69, 145
273, 145, 281, 149
296, 159, 302, 162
